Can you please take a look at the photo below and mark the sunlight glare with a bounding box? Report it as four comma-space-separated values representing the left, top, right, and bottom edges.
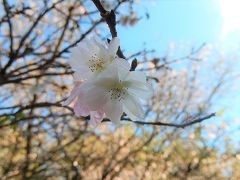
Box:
219, 0, 240, 36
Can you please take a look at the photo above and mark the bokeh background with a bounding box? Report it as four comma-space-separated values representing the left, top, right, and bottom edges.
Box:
0, 0, 239, 179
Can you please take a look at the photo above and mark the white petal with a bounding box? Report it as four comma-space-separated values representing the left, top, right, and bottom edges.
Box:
108, 37, 120, 56
122, 94, 144, 120
127, 81, 153, 99
127, 86, 152, 99
116, 59, 131, 80
100, 62, 130, 82
84, 37, 101, 54
69, 46, 90, 68
94, 77, 117, 89
91, 36, 110, 61
116, 58, 131, 71
103, 100, 123, 123
124, 71, 153, 99
123, 106, 139, 121
93, 62, 130, 88
125, 71, 146, 83
69, 47, 95, 80
96, 63, 120, 82
73, 70, 92, 81
91, 36, 108, 49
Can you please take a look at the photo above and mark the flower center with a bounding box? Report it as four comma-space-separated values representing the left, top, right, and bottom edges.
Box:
88, 55, 105, 72
109, 82, 127, 101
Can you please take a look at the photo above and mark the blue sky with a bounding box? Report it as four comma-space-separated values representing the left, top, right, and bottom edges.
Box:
119, 0, 221, 51
118, 0, 240, 141
119, 0, 240, 51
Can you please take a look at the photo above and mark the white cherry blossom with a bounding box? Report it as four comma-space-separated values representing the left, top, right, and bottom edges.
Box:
79, 65, 153, 123
69, 36, 130, 80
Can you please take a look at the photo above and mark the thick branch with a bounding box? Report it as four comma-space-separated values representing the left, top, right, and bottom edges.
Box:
92, 0, 117, 37
91, 0, 126, 59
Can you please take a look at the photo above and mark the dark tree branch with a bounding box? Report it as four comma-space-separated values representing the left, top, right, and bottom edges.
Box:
79, 111, 217, 128
130, 58, 138, 71
91, 0, 126, 59
120, 113, 216, 128
92, 0, 117, 37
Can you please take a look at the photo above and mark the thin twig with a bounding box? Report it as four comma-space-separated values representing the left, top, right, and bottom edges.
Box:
101, 113, 216, 128
121, 113, 216, 128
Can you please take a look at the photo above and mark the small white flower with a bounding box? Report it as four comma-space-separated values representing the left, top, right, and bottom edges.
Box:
79, 65, 153, 123
69, 36, 130, 80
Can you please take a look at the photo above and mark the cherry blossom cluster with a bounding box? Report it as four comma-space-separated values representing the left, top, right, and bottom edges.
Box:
63, 36, 152, 126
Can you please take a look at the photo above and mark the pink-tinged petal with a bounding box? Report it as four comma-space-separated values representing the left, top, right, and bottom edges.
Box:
80, 86, 108, 110
62, 81, 84, 106
89, 110, 105, 127
73, 98, 90, 117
